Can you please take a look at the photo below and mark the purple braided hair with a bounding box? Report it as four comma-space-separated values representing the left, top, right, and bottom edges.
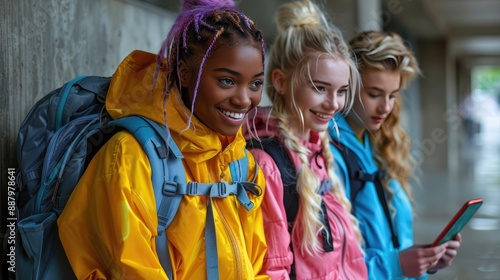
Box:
186, 27, 224, 131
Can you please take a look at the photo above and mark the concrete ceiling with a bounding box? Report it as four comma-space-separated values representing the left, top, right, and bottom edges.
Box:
384, 0, 500, 58
149, 0, 500, 60
422, 0, 500, 36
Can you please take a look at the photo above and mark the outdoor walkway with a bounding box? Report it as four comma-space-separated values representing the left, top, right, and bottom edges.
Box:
413, 116, 500, 280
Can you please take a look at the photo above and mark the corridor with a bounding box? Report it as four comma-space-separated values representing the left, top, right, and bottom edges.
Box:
413, 115, 500, 280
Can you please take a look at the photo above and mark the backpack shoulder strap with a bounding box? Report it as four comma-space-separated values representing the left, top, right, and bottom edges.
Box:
337, 144, 400, 249
247, 137, 335, 255
373, 176, 400, 249
108, 116, 183, 279
229, 149, 249, 183
247, 137, 298, 223
335, 146, 364, 203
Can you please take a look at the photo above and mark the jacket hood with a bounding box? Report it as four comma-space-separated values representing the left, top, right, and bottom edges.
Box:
106, 50, 167, 124
245, 106, 324, 147
107, 50, 247, 164
244, 106, 280, 140
330, 114, 375, 167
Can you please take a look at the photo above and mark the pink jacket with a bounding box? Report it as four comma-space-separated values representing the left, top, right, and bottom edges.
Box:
245, 107, 367, 280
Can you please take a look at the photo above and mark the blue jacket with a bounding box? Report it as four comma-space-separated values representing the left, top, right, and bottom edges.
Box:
329, 115, 426, 280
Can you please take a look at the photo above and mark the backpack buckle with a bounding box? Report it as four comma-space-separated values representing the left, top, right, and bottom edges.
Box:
210, 182, 231, 197
163, 181, 177, 196
317, 179, 332, 196
375, 170, 387, 180
355, 170, 377, 182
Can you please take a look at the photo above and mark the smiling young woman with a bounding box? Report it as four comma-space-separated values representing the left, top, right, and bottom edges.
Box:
329, 31, 462, 279
244, 0, 367, 279
57, 0, 269, 279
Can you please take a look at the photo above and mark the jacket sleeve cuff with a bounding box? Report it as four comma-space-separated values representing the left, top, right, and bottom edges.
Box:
387, 250, 405, 279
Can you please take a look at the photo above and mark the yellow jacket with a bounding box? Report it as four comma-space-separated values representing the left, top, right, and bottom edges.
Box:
58, 50, 268, 280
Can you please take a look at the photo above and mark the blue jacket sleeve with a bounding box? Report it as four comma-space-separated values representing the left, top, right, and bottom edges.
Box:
364, 248, 402, 280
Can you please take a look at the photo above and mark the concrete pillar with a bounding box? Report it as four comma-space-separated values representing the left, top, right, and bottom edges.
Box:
317, 0, 385, 45
445, 47, 460, 174
321, 0, 359, 40
455, 59, 473, 151
416, 39, 449, 170
356, 0, 382, 32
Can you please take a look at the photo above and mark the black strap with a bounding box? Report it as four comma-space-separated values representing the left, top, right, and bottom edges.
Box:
247, 137, 298, 223
337, 145, 400, 249
373, 177, 400, 249
320, 201, 334, 252
247, 137, 334, 253
337, 147, 364, 205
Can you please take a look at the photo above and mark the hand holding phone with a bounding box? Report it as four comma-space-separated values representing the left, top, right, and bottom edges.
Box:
431, 198, 483, 247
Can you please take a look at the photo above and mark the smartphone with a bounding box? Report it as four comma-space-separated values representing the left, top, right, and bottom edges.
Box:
431, 198, 483, 247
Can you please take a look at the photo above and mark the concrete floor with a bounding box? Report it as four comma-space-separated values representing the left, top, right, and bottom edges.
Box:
413, 116, 500, 280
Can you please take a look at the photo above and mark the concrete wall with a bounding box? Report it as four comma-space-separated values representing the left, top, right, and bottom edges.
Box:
0, 0, 175, 237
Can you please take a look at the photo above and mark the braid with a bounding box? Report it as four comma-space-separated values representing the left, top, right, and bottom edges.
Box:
185, 27, 224, 132
273, 110, 364, 254
272, 110, 324, 256
320, 133, 363, 243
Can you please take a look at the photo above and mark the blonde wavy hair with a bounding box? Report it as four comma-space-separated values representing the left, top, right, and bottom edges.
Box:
267, 0, 362, 256
349, 31, 421, 201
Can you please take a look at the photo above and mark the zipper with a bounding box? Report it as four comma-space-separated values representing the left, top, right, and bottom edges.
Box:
331, 208, 351, 280
214, 201, 243, 279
